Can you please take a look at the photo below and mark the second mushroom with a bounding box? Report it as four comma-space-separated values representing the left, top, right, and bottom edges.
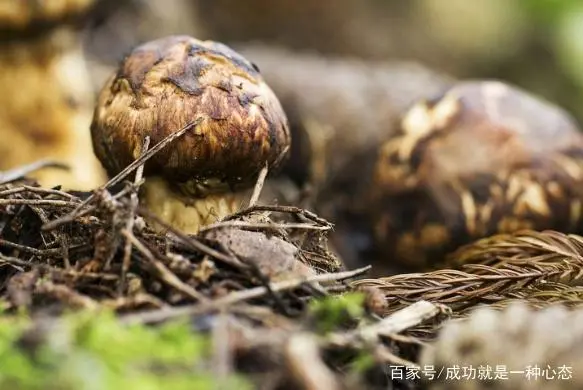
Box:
90, 35, 291, 233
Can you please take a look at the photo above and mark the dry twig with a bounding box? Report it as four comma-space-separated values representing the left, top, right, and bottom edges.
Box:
121, 266, 371, 325
41, 120, 202, 231
119, 136, 150, 294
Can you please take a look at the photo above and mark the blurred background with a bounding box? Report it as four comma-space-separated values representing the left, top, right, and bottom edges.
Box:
3, 0, 583, 189
86, 0, 583, 123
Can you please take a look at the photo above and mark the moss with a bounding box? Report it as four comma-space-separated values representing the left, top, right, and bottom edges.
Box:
308, 292, 366, 334
0, 310, 252, 390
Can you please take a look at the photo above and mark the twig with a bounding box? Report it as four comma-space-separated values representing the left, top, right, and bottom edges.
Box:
211, 313, 234, 380
121, 229, 208, 302
248, 163, 268, 208
0, 199, 80, 207
59, 233, 71, 269
40, 185, 135, 231
226, 204, 332, 227
327, 301, 443, 350
0, 239, 64, 257
0, 185, 80, 199
42, 119, 202, 231
101, 293, 169, 311
285, 333, 341, 390
0, 159, 69, 185
55, 269, 120, 281
198, 220, 331, 233
119, 136, 150, 295
0, 254, 31, 270
26, 201, 72, 269
245, 260, 291, 315
137, 207, 245, 268
121, 266, 371, 324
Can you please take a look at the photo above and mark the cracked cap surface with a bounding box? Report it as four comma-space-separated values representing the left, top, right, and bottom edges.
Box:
91, 35, 291, 196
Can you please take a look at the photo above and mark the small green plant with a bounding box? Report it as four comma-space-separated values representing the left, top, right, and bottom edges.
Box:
308, 292, 366, 334
0, 310, 252, 390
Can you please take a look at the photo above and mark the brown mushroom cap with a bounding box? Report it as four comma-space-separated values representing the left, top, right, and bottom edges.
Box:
237, 45, 454, 270
238, 44, 454, 190
90, 35, 291, 196
372, 80, 583, 268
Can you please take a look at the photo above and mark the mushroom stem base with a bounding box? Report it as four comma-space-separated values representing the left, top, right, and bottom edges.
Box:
140, 177, 247, 234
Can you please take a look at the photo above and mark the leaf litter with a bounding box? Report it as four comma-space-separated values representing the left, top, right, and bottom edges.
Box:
2, 125, 583, 389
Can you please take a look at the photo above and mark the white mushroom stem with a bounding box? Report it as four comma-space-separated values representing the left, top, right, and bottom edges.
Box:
0, 25, 106, 190
141, 177, 249, 234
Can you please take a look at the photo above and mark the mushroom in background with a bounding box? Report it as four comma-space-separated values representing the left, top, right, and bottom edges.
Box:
219, 46, 583, 273
239, 45, 454, 268
0, 0, 107, 190
90, 35, 291, 233
240, 45, 454, 191
371, 80, 583, 269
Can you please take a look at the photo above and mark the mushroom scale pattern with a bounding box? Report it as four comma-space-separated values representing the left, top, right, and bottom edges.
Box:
91, 35, 291, 233
371, 80, 583, 268
242, 47, 583, 270
90, 36, 583, 270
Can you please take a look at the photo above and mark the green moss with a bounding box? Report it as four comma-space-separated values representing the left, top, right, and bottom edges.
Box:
308, 292, 366, 334
0, 310, 252, 390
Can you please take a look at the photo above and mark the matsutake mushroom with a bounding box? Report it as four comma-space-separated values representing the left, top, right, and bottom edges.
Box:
239, 44, 453, 268
371, 80, 583, 269
90, 35, 291, 233
0, 0, 107, 190
240, 44, 454, 195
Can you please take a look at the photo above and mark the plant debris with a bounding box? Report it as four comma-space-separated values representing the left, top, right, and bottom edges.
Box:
4, 132, 583, 389
352, 230, 583, 317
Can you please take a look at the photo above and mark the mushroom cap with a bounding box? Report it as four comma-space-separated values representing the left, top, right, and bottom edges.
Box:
0, 0, 96, 31
91, 35, 291, 196
238, 44, 454, 189
372, 80, 583, 268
